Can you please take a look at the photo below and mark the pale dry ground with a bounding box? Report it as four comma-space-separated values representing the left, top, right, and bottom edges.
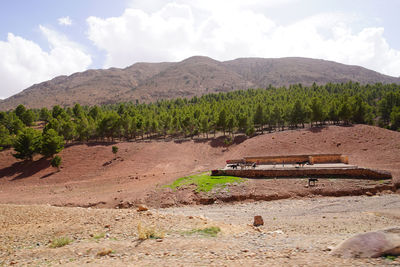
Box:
1, 194, 400, 266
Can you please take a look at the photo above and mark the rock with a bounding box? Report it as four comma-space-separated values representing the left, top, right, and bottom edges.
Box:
137, 205, 148, 212
253, 215, 264, 226
365, 191, 374, 196
331, 227, 400, 258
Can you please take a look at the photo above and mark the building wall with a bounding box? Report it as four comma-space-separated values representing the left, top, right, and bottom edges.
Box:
212, 167, 391, 180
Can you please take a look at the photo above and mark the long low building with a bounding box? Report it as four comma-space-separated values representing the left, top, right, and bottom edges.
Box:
212, 154, 392, 180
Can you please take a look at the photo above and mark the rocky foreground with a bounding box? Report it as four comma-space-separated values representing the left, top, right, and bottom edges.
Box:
1, 194, 400, 266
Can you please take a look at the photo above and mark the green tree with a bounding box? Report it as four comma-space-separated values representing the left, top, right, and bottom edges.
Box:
390, 106, 400, 130
217, 109, 227, 136
20, 109, 35, 126
41, 129, 64, 158
328, 101, 340, 124
309, 97, 325, 126
352, 95, 367, 124
200, 116, 210, 139
13, 128, 41, 160
15, 104, 26, 119
290, 100, 306, 128
60, 120, 76, 143
253, 104, 264, 133
39, 107, 52, 122
339, 101, 352, 125
0, 125, 13, 148
73, 103, 84, 119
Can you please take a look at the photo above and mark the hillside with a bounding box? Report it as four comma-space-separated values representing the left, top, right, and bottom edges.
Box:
0, 124, 398, 208
1, 56, 400, 110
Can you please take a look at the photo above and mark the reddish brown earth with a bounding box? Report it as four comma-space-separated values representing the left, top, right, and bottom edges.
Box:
0, 124, 399, 208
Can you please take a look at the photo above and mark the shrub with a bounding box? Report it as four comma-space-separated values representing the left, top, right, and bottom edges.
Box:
112, 146, 118, 158
51, 155, 62, 171
49, 237, 72, 248
137, 222, 164, 240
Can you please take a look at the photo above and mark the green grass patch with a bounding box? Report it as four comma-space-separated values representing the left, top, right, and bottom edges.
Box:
165, 172, 245, 192
93, 232, 105, 240
185, 226, 221, 237
49, 237, 72, 248
384, 255, 397, 261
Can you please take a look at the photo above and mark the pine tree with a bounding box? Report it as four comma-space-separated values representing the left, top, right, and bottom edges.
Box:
41, 129, 64, 158
13, 128, 41, 160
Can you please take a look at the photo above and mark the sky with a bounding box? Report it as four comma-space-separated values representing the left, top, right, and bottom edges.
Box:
1, 0, 400, 99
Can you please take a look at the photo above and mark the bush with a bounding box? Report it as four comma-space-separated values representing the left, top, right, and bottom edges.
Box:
51, 155, 62, 170
112, 146, 118, 157
49, 236, 72, 248
137, 222, 164, 240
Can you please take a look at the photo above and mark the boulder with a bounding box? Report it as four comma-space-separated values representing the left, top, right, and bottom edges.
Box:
137, 205, 149, 212
253, 215, 264, 227
331, 227, 400, 258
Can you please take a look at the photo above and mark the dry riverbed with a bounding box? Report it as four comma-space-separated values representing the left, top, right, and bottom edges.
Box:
1, 194, 400, 266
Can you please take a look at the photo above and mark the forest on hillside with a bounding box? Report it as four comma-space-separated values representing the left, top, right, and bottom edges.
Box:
1, 81, 400, 161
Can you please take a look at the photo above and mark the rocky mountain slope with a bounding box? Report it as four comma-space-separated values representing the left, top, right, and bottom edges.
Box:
1, 56, 399, 110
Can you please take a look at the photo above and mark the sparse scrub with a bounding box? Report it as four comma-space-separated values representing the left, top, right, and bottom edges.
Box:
185, 226, 221, 237
49, 236, 72, 248
93, 232, 105, 240
137, 222, 165, 240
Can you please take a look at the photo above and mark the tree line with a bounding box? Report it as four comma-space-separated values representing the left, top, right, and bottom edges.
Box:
1, 81, 400, 161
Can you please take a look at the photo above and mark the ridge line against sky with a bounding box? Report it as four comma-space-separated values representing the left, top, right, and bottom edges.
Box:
0, 0, 400, 99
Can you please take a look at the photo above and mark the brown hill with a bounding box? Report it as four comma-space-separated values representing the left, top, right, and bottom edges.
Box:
0, 124, 398, 208
1, 56, 399, 110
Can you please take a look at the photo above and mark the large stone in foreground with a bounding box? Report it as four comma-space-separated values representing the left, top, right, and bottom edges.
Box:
331, 227, 400, 258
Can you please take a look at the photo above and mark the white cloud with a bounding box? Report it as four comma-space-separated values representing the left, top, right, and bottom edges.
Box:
0, 26, 92, 99
87, 2, 400, 77
58, 16, 72, 26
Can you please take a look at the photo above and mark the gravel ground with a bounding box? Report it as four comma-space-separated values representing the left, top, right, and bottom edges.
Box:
1, 194, 400, 266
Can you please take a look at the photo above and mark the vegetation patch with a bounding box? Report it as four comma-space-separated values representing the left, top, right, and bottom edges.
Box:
184, 226, 221, 237
137, 222, 165, 240
93, 232, 105, 240
165, 172, 245, 192
49, 236, 72, 248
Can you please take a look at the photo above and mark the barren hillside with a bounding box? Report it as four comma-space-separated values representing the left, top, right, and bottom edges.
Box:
1, 56, 399, 110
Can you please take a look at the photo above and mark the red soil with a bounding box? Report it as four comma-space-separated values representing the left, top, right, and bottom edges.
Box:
0, 124, 399, 208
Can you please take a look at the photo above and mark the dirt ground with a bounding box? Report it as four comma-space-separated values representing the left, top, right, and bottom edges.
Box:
1, 194, 400, 266
0, 124, 399, 208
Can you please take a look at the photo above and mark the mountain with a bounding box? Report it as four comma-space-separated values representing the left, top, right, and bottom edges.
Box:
1, 56, 399, 110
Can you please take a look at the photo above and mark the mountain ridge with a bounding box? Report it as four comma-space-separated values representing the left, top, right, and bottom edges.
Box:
1, 56, 399, 110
